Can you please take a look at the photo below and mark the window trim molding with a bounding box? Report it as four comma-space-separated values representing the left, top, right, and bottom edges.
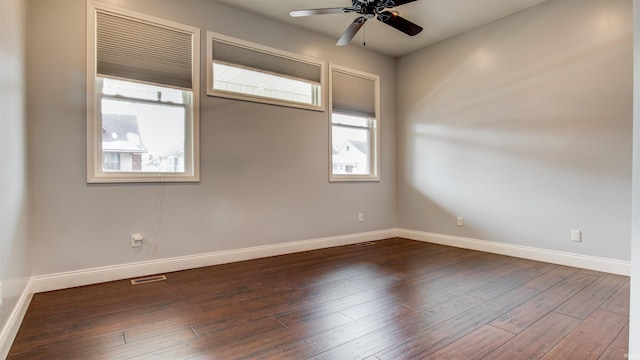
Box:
206, 31, 325, 112
86, 1, 200, 183
329, 63, 381, 182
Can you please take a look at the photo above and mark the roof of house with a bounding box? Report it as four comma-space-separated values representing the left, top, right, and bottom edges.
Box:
102, 114, 147, 153
335, 140, 369, 156
347, 140, 369, 155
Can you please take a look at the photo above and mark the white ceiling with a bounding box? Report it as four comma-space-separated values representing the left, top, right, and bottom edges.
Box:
218, 0, 549, 57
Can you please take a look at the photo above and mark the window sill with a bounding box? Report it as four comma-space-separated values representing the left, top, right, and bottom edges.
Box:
329, 175, 380, 182
87, 172, 200, 184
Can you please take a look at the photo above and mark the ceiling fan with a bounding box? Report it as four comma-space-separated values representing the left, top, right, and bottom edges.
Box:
290, 0, 423, 46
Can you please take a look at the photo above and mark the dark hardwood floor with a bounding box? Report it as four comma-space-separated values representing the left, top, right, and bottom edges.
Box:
8, 238, 630, 359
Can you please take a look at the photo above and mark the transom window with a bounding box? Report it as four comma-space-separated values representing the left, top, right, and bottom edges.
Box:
207, 32, 324, 111
213, 62, 320, 106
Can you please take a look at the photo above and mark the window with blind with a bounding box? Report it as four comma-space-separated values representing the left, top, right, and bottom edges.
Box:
329, 64, 380, 181
86, 3, 200, 183
207, 32, 324, 111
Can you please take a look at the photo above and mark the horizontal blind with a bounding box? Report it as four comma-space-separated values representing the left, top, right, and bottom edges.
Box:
96, 11, 193, 89
331, 68, 376, 118
212, 40, 321, 83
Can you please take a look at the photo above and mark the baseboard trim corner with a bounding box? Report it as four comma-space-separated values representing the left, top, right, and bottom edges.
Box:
398, 229, 630, 276
31, 229, 397, 294
0, 279, 34, 359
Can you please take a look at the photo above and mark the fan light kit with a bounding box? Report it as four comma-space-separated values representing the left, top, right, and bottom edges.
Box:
290, 0, 423, 46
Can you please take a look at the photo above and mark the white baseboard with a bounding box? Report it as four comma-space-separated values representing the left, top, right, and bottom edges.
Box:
398, 229, 631, 276
28, 228, 631, 294
0, 279, 33, 360
31, 229, 397, 294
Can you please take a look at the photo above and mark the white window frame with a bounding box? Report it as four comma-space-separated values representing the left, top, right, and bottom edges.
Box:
329, 64, 380, 182
206, 31, 325, 112
86, 2, 200, 183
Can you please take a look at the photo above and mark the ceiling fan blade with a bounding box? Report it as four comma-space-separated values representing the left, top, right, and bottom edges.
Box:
337, 17, 367, 46
290, 8, 353, 17
384, 0, 419, 8
377, 11, 423, 36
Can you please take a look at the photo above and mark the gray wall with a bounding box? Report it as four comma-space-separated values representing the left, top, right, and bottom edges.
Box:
397, 0, 633, 261
0, 0, 31, 341
28, 0, 397, 275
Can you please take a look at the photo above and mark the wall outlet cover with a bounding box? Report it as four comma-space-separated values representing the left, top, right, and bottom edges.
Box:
571, 229, 582, 242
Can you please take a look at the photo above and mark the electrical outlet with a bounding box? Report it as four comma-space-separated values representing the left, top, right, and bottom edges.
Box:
358, 213, 364, 222
457, 217, 464, 226
131, 234, 143, 248
571, 229, 582, 242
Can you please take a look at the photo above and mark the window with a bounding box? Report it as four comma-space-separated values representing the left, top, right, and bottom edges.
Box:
207, 32, 324, 111
102, 152, 120, 171
86, 3, 200, 183
330, 64, 380, 181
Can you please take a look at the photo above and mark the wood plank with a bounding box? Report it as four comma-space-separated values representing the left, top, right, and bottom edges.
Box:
184, 318, 293, 359
338, 294, 410, 321
276, 288, 399, 325
374, 286, 540, 360
600, 279, 630, 315
309, 295, 485, 360
422, 325, 514, 360
400, 257, 541, 312
124, 341, 202, 360
226, 304, 418, 359
608, 323, 630, 351
599, 323, 629, 360
598, 345, 629, 360
542, 309, 628, 359
555, 273, 628, 319
490, 271, 598, 334
486, 311, 581, 359
468, 261, 557, 300
523, 265, 579, 290
7, 331, 126, 360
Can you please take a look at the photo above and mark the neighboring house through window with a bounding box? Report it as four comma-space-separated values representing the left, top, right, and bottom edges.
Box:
101, 114, 146, 171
